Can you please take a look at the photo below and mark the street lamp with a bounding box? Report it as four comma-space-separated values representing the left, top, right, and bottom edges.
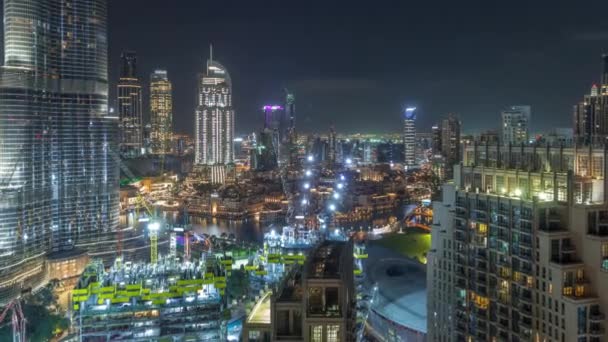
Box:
301, 199, 308, 205
337, 183, 344, 190
329, 204, 336, 211
307, 155, 314, 162
333, 193, 340, 200
305, 170, 312, 177
303, 183, 310, 190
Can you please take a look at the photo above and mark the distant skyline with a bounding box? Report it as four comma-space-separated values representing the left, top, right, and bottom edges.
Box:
105, 1, 608, 135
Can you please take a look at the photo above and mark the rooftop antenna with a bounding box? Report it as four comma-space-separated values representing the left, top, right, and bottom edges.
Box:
208, 44, 213, 70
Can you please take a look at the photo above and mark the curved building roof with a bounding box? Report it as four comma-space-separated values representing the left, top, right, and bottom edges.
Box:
205, 59, 231, 86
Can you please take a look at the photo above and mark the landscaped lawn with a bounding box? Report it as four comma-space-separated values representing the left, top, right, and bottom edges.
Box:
371, 231, 431, 263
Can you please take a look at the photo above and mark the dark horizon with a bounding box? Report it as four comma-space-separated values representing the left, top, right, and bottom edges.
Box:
106, 1, 608, 136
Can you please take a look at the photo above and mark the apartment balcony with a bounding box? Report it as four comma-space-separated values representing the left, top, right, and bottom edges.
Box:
455, 322, 467, 334
455, 232, 467, 243
588, 224, 608, 237
590, 312, 606, 322
519, 291, 533, 304
520, 319, 533, 330
497, 306, 509, 318
551, 254, 582, 266
518, 302, 533, 317
497, 258, 511, 267
475, 250, 488, 261
561, 244, 576, 253
590, 327, 605, 337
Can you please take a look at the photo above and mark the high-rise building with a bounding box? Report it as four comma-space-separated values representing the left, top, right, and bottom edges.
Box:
195, 49, 234, 166
150, 69, 173, 154
501, 105, 531, 145
0, 0, 118, 303
574, 55, 608, 144
403, 107, 417, 167
243, 240, 356, 342
263, 105, 286, 165
117, 51, 144, 156
328, 126, 337, 166
432, 124, 442, 154
285, 90, 299, 168
428, 143, 608, 342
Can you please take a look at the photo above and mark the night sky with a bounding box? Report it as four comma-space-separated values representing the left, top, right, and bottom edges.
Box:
109, 0, 608, 135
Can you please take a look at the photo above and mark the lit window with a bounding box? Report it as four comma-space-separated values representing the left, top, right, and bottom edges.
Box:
327, 325, 340, 342
311, 325, 323, 342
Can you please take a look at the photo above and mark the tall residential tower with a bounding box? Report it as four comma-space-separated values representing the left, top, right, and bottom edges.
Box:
150, 70, 173, 155
501, 105, 531, 145
429, 143, 608, 342
117, 51, 144, 156
0, 0, 118, 303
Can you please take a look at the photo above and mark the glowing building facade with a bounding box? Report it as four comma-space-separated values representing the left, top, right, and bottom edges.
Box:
150, 70, 173, 154
0, 0, 118, 303
574, 55, 608, 145
117, 51, 144, 155
195, 51, 234, 166
403, 107, 417, 167
501, 105, 531, 145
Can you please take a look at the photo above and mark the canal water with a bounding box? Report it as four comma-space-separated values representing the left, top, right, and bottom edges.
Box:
160, 202, 413, 245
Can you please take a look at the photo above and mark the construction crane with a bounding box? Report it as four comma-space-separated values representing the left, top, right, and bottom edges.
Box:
0, 299, 26, 342
110, 148, 163, 265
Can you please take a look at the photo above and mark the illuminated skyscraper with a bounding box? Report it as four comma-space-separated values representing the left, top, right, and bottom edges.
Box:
328, 125, 337, 166
117, 51, 144, 155
285, 89, 299, 168
263, 105, 286, 164
195, 48, 234, 166
0, 0, 118, 303
501, 105, 531, 145
403, 107, 417, 167
574, 55, 608, 144
150, 70, 173, 154
433, 114, 461, 179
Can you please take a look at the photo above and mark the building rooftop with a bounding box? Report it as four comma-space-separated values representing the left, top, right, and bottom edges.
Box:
247, 291, 272, 325
307, 241, 347, 279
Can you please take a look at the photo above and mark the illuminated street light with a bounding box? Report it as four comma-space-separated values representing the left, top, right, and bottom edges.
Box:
301, 199, 308, 205
148, 221, 161, 231
333, 193, 340, 200
346, 158, 353, 165
337, 183, 344, 190
340, 174, 345, 181
329, 204, 336, 211
307, 155, 314, 162
303, 183, 310, 190
305, 170, 312, 177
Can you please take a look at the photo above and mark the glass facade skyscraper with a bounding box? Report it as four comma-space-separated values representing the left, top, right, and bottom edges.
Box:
195, 51, 234, 165
117, 51, 144, 156
403, 107, 417, 167
0, 0, 118, 303
150, 70, 173, 154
